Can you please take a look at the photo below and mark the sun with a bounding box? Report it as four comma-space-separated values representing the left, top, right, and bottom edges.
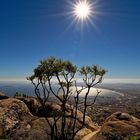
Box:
61, 0, 97, 31
74, 1, 91, 20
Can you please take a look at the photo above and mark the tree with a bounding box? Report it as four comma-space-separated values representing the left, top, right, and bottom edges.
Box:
27, 56, 106, 140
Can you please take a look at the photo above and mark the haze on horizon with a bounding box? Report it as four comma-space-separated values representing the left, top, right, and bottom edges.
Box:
0, 77, 140, 85
0, 0, 140, 79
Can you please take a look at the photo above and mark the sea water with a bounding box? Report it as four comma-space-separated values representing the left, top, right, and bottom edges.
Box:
0, 81, 123, 98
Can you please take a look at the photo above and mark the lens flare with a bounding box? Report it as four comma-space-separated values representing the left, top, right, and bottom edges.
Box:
74, 1, 91, 20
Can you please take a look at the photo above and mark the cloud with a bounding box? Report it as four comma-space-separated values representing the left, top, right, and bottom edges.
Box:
0, 77, 28, 83
0, 77, 140, 84
103, 78, 140, 84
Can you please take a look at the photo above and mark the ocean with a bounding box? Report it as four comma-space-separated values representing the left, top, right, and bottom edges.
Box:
0, 81, 123, 98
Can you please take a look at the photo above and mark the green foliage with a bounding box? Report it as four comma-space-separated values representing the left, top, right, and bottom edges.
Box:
98, 129, 140, 140
125, 132, 140, 140
79, 65, 106, 77
51, 110, 63, 118
28, 56, 77, 81
22, 93, 28, 98
14, 92, 28, 98
0, 127, 8, 140
100, 131, 124, 140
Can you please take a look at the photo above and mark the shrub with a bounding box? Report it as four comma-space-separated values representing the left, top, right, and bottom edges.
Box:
27, 56, 106, 140
100, 131, 124, 140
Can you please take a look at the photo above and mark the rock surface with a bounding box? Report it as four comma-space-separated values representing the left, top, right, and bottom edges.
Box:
0, 98, 36, 137
0, 97, 98, 139
2, 97, 140, 140
16, 97, 41, 116
92, 112, 140, 140
17, 97, 98, 131
101, 112, 140, 135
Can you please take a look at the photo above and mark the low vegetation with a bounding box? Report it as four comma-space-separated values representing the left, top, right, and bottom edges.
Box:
126, 132, 140, 140
99, 131, 140, 140
14, 92, 28, 98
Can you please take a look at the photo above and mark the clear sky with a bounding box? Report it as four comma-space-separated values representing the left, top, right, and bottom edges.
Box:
0, 0, 140, 79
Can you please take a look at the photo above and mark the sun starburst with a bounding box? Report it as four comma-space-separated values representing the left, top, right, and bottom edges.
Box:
58, 0, 100, 33
74, 1, 91, 20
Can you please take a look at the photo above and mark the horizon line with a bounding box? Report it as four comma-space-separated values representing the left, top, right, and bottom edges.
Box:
0, 77, 140, 84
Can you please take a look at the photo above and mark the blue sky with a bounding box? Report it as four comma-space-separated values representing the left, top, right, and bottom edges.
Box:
0, 0, 140, 79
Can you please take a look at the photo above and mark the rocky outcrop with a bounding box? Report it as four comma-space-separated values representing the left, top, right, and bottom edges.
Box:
17, 97, 98, 132
3, 97, 140, 140
11, 128, 49, 140
0, 98, 49, 139
81, 130, 100, 140
0, 97, 98, 139
29, 117, 94, 140
63, 103, 98, 132
0, 98, 36, 137
16, 97, 63, 117
101, 112, 140, 135
92, 112, 140, 140
16, 97, 42, 116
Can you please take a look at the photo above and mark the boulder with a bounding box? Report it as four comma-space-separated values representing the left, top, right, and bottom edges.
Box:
0, 97, 98, 139
64, 103, 99, 131
29, 117, 93, 140
93, 112, 140, 140
17, 97, 98, 132
16, 97, 62, 117
11, 128, 49, 140
81, 130, 100, 140
0, 98, 35, 137
16, 97, 41, 116
76, 127, 93, 140
102, 112, 140, 134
